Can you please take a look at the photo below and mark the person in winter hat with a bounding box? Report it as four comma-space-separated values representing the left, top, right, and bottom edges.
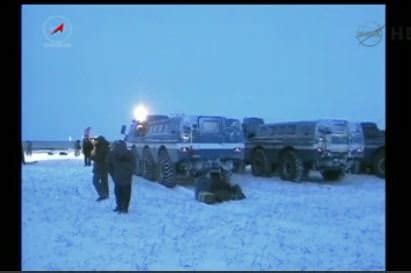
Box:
25, 140, 33, 157
90, 135, 110, 201
194, 164, 246, 205
74, 140, 81, 157
82, 137, 93, 166
108, 140, 136, 213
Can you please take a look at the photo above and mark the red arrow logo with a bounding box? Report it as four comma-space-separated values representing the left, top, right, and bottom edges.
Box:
50, 23, 64, 35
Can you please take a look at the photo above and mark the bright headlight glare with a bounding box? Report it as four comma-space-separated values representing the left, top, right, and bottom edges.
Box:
133, 104, 148, 122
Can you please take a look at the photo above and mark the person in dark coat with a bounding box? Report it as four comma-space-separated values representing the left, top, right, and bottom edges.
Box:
90, 136, 110, 201
22, 145, 26, 164
194, 167, 246, 205
82, 137, 93, 166
108, 140, 135, 213
25, 141, 33, 157
74, 140, 81, 157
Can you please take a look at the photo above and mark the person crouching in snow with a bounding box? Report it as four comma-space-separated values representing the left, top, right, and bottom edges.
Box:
194, 163, 246, 205
90, 136, 110, 201
108, 140, 136, 214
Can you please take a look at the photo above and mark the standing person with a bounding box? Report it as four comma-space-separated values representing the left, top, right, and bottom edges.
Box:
90, 136, 110, 201
74, 140, 81, 157
22, 145, 26, 164
108, 140, 135, 214
25, 140, 33, 157
82, 137, 93, 166
84, 127, 92, 139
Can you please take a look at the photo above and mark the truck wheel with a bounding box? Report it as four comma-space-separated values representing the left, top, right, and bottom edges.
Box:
351, 160, 361, 174
143, 149, 156, 181
302, 167, 310, 180
373, 150, 385, 178
158, 149, 176, 187
279, 150, 303, 182
321, 170, 345, 181
251, 149, 271, 177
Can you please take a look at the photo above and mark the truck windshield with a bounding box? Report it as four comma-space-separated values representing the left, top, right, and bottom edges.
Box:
318, 121, 348, 145
199, 118, 222, 134
318, 121, 348, 135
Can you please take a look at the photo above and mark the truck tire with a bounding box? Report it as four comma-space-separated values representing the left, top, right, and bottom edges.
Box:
372, 150, 385, 178
158, 149, 176, 187
279, 150, 303, 182
350, 160, 361, 174
302, 167, 310, 180
143, 149, 156, 181
251, 149, 272, 177
321, 170, 345, 181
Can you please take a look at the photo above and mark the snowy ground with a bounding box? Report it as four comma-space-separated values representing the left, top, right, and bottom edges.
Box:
22, 151, 385, 271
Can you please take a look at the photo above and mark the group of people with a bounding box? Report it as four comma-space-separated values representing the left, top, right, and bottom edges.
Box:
22, 133, 246, 212
86, 136, 136, 214
79, 130, 246, 213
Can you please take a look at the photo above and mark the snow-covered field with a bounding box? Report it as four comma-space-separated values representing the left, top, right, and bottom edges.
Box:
22, 151, 385, 271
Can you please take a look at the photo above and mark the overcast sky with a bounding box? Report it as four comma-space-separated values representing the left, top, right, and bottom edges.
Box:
22, 5, 385, 141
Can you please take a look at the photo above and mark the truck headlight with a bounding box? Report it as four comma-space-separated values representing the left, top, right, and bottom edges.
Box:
180, 146, 191, 153
181, 133, 191, 142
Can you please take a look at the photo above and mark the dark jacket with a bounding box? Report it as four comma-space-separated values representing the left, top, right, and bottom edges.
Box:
108, 140, 135, 186
90, 136, 110, 174
195, 170, 232, 199
26, 141, 32, 151
74, 140, 81, 150
82, 138, 93, 155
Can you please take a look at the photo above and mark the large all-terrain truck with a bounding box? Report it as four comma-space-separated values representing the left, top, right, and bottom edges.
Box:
243, 118, 350, 182
121, 114, 245, 187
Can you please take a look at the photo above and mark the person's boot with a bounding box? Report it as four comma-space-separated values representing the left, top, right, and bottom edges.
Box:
119, 201, 128, 213
113, 207, 120, 212
118, 207, 128, 214
96, 196, 108, 201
